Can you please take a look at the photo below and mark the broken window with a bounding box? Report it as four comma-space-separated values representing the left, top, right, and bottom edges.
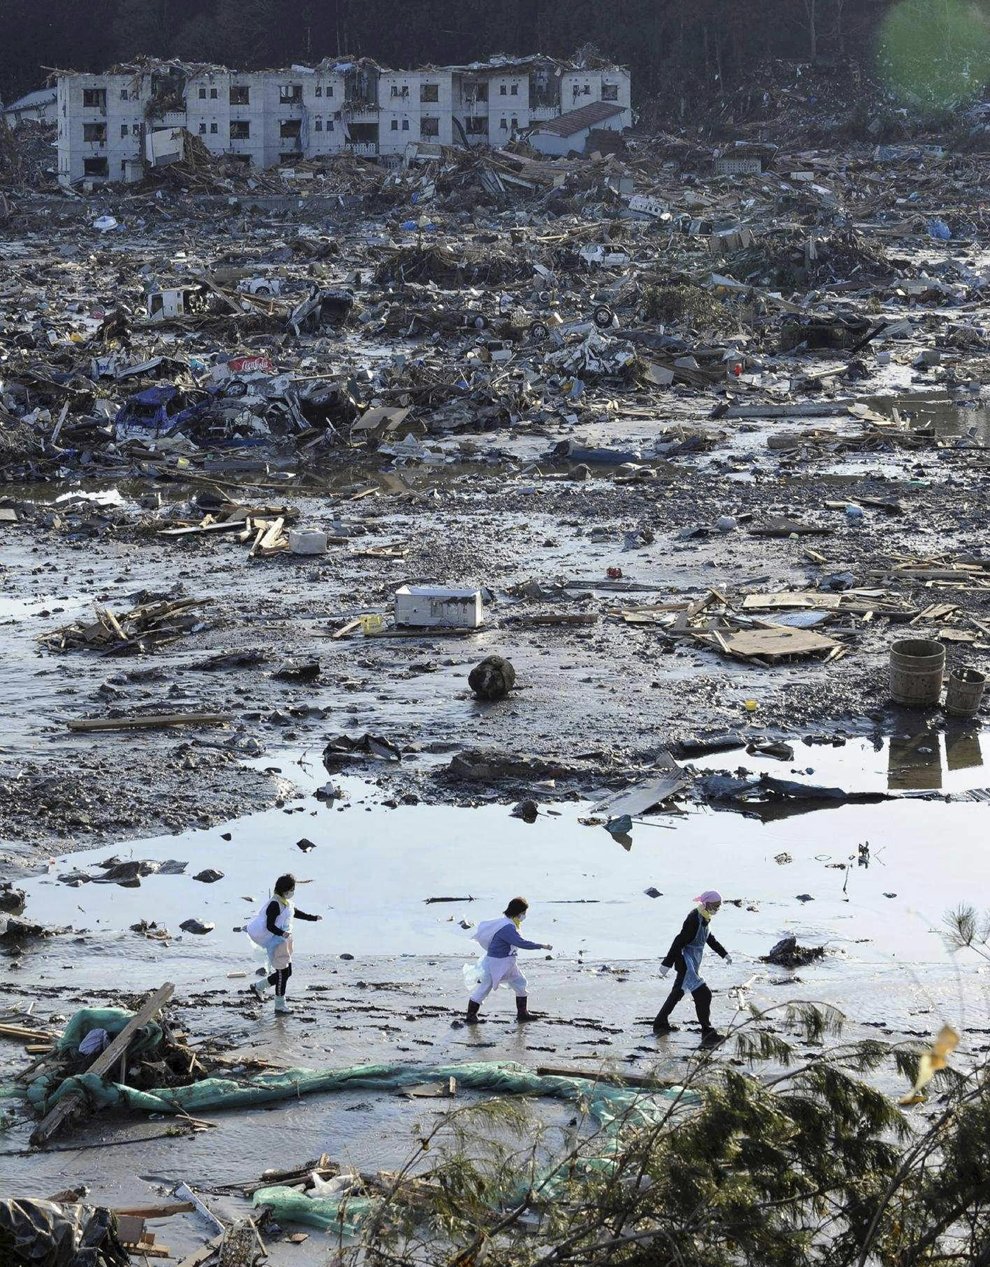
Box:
132, 123, 140, 135
316, 118, 323, 131
230, 121, 250, 140
316, 85, 322, 97
198, 87, 207, 99
198, 122, 207, 134
83, 157, 108, 176
230, 86, 249, 105
119, 89, 128, 101
602, 83, 619, 101
499, 84, 507, 96
279, 84, 303, 104
511, 116, 518, 130
82, 89, 106, 109
210, 87, 218, 99
420, 83, 439, 103
421, 116, 440, 137
120, 124, 128, 138
465, 117, 487, 134
279, 119, 302, 140
83, 122, 106, 143
325, 84, 334, 97
327, 119, 334, 131
510, 84, 519, 96
347, 122, 378, 145
476, 83, 489, 102
499, 118, 508, 129
583, 84, 592, 95
390, 119, 398, 131
210, 122, 218, 133
401, 119, 409, 131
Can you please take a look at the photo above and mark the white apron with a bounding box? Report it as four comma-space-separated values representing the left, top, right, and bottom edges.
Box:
471, 916, 523, 990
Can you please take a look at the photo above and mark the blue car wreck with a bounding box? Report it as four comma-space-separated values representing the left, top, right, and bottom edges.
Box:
114, 386, 214, 442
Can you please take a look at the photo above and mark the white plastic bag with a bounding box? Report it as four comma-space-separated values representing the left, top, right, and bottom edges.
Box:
462, 959, 485, 990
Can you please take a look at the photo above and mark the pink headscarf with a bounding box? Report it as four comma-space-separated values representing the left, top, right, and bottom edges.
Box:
695, 890, 722, 906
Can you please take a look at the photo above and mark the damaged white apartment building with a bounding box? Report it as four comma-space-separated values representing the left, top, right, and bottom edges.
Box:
56, 55, 631, 185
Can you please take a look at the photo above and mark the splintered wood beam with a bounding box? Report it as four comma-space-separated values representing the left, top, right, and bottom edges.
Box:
30, 983, 175, 1147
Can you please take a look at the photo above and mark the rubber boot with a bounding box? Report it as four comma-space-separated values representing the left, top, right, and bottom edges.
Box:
275, 995, 292, 1015
516, 996, 535, 1023
251, 977, 271, 1002
465, 1000, 481, 1025
693, 985, 721, 1047
653, 984, 683, 1034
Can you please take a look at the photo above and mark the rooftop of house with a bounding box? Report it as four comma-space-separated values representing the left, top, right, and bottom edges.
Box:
528, 100, 625, 137
3, 86, 57, 112
52, 54, 628, 83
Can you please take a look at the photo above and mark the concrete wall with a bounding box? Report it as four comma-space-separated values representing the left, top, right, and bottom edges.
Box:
488, 71, 528, 142
57, 60, 631, 183
561, 69, 632, 127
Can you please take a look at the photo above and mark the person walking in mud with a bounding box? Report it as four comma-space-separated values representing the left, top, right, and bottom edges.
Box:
653, 889, 732, 1048
463, 897, 552, 1024
246, 873, 322, 1014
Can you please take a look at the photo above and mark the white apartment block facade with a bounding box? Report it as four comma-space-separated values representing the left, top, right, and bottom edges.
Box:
56, 57, 631, 185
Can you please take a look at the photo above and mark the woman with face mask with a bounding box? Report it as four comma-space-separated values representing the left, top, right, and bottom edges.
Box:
464, 897, 552, 1025
653, 890, 732, 1048
246, 872, 322, 1014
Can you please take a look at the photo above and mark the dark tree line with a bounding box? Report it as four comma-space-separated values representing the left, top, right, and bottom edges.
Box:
0, 0, 889, 108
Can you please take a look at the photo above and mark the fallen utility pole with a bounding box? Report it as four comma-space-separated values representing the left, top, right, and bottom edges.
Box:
66, 714, 231, 733
31, 982, 175, 1147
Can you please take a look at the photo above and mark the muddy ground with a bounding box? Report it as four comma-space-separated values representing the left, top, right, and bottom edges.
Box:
3, 160, 990, 1255
2, 398, 989, 855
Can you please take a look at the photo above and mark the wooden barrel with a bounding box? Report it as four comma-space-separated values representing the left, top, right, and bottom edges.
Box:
945, 667, 986, 718
889, 639, 945, 707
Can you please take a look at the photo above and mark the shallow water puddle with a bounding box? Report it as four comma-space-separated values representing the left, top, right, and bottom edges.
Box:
17, 736, 990, 968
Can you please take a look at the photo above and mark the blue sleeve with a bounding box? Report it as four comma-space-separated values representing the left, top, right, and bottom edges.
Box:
503, 925, 542, 951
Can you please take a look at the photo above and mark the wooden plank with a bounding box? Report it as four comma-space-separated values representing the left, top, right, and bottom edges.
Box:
258, 516, 286, 550
248, 525, 266, 558
95, 605, 129, 642
160, 521, 248, 538
112, 1202, 197, 1219
31, 983, 175, 1147
720, 627, 839, 658
331, 618, 363, 640
0, 1023, 59, 1042
742, 592, 841, 611
66, 713, 231, 733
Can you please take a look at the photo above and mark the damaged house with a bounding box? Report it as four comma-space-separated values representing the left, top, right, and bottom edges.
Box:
55, 55, 631, 185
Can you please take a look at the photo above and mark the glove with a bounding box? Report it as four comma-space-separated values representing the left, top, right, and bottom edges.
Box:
724, 954, 733, 965
659, 965, 671, 979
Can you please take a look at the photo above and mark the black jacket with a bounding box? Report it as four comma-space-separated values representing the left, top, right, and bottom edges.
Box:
662, 908, 727, 968
266, 901, 319, 937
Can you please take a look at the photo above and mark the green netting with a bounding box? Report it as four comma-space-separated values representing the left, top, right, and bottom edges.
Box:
20, 1006, 700, 1237
26, 1059, 693, 1122
246, 1062, 697, 1234
252, 1187, 377, 1234
56, 1008, 163, 1057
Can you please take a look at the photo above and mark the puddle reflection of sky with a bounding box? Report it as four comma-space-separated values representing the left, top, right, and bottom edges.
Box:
15, 736, 990, 967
